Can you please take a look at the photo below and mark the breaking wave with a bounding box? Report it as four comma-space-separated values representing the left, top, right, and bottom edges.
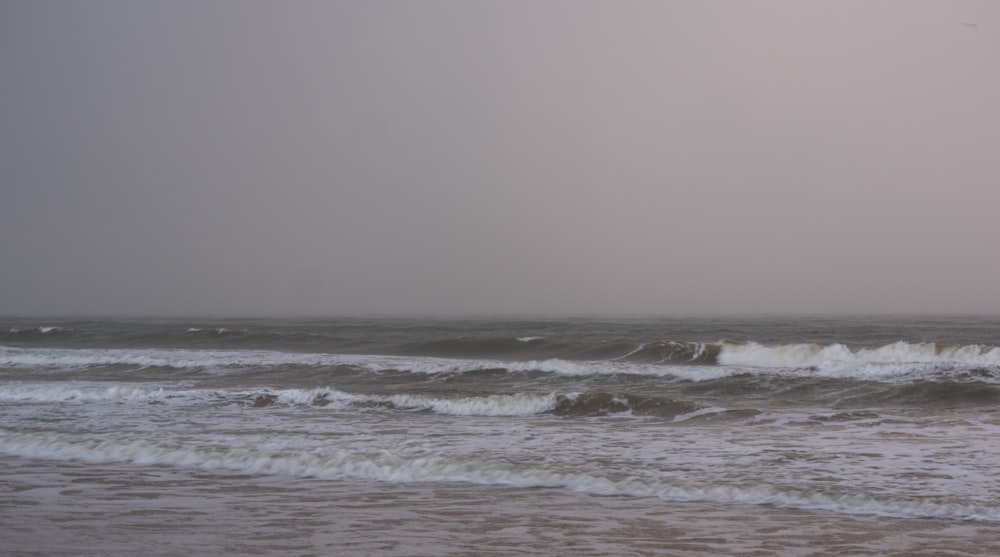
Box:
0, 382, 746, 420
718, 341, 1000, 379
259, 388, 737, 419
0, 383, 172, 403
4, 339, 1000, 383
251, 388, 561, 416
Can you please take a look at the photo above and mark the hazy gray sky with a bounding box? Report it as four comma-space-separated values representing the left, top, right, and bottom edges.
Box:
2, 0, 998, 316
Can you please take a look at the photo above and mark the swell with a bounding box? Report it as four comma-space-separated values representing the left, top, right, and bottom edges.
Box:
350, 336, 722, 364
549, 392, 752, 420
399, 336, 565, 359
2, 429, 996, 522
0, 322, 370, 353
682, 375, 1000, 408
831, 380, 1000, 408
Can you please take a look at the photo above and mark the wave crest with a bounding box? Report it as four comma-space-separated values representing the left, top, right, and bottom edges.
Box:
719, 341, 1000, 377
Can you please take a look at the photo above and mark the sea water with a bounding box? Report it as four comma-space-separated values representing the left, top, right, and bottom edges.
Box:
2, 315, 1000, 556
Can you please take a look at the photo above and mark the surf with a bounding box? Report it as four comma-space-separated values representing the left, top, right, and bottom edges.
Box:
2, 428, 996, 523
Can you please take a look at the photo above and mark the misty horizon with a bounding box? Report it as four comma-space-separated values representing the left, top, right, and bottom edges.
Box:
3, 1, 999, 316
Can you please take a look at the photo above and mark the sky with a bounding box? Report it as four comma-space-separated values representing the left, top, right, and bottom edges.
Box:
2, 0, 999, 316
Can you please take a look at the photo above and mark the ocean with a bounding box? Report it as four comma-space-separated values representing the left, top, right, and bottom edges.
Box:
2, 315, 999, 556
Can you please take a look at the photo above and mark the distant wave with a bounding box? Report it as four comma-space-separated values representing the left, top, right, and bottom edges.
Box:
6, 326, 67, 334
3, 341, 999, 383
0, 345, 699, 378
0, 345, 323, 371
2, 428, 996, 522
0, 328, 717, 363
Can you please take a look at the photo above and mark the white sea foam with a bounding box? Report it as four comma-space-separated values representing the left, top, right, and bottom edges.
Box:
517, 336, 544, 342
0, 382, 333, 408
2, 429, 996, 522
0, 383, 169, 403
718, 341, 1000, 380
720, 341, 1000, 368
673, 407, 729, 422
0, 381, 563, 417
259, 387, 560, 416
386, 392, 558, 416
271, 387, 357, 406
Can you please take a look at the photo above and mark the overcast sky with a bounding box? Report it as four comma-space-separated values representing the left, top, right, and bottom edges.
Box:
2, 0, 998, 316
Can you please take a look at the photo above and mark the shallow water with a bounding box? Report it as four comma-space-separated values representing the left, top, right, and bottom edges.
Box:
5, 458, 1000, 557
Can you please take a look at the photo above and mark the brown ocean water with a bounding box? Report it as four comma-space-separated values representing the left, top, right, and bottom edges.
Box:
2, 315, 1000, 555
